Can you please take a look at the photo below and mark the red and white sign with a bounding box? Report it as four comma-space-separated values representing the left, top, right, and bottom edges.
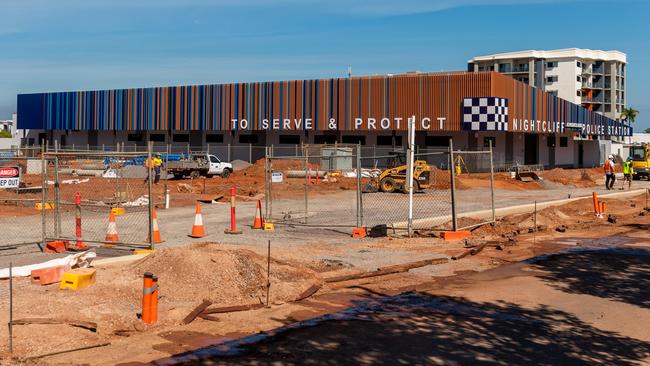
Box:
0, 167, 20, 188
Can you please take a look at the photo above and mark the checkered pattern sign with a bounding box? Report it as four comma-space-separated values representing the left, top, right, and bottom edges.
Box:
462, 97, 509, 131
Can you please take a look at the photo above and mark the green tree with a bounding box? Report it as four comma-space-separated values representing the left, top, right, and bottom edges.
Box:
644, 127, 650, 134
0, 130, 12, 138
621, 107, 639, 123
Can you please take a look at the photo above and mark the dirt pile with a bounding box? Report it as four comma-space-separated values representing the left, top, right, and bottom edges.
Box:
542, 168, 600, 187
131, 244, 320, 305
0, 244, 321, 356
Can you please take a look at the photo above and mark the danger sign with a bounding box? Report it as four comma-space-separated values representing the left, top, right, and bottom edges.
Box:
0, 167, 20, 188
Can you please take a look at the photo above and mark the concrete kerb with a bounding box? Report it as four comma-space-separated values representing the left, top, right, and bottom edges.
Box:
393, 188, 647, 229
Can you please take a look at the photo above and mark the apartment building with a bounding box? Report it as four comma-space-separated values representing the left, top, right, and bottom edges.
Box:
468, 48, 626, 121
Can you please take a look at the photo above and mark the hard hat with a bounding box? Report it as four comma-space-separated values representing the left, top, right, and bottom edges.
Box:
608, 154, 614, 159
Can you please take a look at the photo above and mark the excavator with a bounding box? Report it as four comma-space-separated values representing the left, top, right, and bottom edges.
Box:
628, 143, 650, 180
365, 151, 432, 193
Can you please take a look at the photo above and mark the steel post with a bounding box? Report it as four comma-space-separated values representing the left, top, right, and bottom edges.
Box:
40, 143, 46, 250
147, 142, 154, 249
304, 149, 309, 225
356, 143, 363, 228
449, 138, 458, 232
489, 140, 496, 224
407, 116, 416, 237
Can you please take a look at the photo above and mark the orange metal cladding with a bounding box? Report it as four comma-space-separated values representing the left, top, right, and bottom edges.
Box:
30, 70, 627, 135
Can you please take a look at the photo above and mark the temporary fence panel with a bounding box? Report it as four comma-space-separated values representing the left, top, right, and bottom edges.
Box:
360, 151, 453, 231
0, 149, 50, 249
449, 146, 496, 231
264, 145, 362, 228
42, 150, 155, 249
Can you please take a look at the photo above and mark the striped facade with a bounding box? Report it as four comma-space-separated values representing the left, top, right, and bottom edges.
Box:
17, 72, 631, 136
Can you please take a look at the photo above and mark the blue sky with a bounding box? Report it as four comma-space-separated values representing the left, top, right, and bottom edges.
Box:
1, 0, 648, 129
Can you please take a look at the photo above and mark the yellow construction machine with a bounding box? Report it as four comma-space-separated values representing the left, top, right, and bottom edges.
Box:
366, 151, 432, 193
629, 143, 650, 180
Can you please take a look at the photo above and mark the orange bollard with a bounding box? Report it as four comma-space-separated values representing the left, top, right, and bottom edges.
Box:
601, 201, 607, 214
142, 272, 154, 324
73, 192, 88, 250
592, 192, 599, 216
151, 275, 159, 324
225, 185, 242, 234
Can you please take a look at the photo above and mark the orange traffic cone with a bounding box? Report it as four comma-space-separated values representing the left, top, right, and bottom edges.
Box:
189, 203, 206, 238
148, 208, 163, 244
105, 211, 120, 243
252, 200, 264, 229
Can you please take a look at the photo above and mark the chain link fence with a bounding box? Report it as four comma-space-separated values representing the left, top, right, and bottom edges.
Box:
0, 147, 156, 251
264, 145, 362, 228
264, 143, 496, 234
0, 149, 50, 249
42, 150, 155, 249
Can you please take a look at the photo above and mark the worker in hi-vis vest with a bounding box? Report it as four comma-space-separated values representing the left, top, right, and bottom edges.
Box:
604, 154, 616, 190
144, 154, 163, 184
622, 157, 634, 190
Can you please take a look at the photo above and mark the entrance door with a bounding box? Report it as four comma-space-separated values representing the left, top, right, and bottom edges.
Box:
578, 142, 584, 168
524, 134, 538, 165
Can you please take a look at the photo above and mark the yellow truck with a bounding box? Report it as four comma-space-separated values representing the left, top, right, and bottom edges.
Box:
628, 144, 650, 180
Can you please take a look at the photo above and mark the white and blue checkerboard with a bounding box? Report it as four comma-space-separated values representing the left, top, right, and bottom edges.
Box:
462, 97, 509, 131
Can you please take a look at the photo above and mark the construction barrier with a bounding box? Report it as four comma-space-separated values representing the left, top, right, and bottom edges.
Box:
189, 203, 205, 238
225, 185, 242, 234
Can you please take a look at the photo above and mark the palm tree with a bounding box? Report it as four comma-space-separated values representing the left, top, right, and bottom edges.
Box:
620, 107, 639, 143
621, 107, 639, 123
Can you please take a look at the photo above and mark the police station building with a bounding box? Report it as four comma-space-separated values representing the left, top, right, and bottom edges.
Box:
17, 71, 631, 168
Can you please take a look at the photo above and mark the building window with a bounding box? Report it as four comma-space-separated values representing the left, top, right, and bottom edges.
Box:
483, 137, 496, 148
577, 90, 581, 97
314, 135, 337, 144
546, 76, 558, 83
172, 134, 189, 143
547, 135, 556, 148
239, 134, 258, 144
206, 134, 224, 143
559, 136, 568, 147
377, 135, 403, 146
577, 76, 581, 82
148, 133, 165, 142
128, 133, 143, 142
279, 135, 301, 144
425, 136, 451, 147
547, 61, 557, 68
577, 61, 582, 67
548, 90, 558, 97
342, 135, 366, 145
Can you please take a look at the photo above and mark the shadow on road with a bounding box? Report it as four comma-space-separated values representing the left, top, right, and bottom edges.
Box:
530, 247, 650, 309
153, 292, 650, 366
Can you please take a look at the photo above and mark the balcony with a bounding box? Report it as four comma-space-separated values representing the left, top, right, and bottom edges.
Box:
582, 97, 603, 104
581, 81, 604, 89
503, 66, 529, 74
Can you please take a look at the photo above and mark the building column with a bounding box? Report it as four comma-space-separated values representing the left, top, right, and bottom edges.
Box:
528, 59, 535, 87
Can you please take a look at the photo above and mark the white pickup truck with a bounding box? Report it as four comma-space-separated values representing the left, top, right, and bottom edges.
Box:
166, 153, 233, 179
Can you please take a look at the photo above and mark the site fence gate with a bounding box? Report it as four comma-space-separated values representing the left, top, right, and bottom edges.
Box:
41, 149, 157, 250
264, 144, 363, 229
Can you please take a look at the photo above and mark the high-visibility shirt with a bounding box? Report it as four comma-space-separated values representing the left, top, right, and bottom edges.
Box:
623, 161, 634, 175
153, 158, 163, 167
604, 160, 615, 174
